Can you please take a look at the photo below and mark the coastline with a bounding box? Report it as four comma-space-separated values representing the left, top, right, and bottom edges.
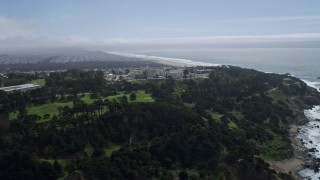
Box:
107, 50, 320, 179
106, 52, 220, 67
270, 125, 310, 180
156, 58, 320, 179
151, 59, 191, 67
271, 106, 320, 180
270, 84, 320, 179
297, 106, 320, 179
150, 55, 320, 179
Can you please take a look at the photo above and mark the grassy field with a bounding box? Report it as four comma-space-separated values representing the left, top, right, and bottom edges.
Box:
84, 143, 121, 157
267, 88, 284, 103
173, 81, 187, 98
39, 158, 69, 180
80, 93, 97, 104
107, 90, 154, 103
228, 120, 238, 129
84, 143, 94, 157
31, 79, 46, 86
184, 103, 195, 108
10, 101, 73, 121
105, 145, 121, 157
10, 91, 154, 121
208, 111, 223, 121
207, 111, 239, 129
134, 90, 155, 102
257, 134, 292, 161
10, 94, 95, 121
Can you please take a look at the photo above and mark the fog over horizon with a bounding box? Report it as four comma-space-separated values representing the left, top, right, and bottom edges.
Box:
1, 33, 320, 54
0, 0, 320, 54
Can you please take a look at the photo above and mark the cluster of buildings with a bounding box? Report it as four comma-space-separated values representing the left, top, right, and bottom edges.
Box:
104, 67, 211, 81
0, 67, 213, 92
104, 67, 184, 81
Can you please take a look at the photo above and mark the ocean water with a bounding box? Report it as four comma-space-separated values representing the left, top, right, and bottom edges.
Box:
128, 48, 320, 179
134, 48, 320, 84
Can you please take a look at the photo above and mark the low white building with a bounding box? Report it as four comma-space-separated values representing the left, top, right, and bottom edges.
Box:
146, 69, 165, 78
0, 84, 41, 93
166, 70, 183, 79
128, 69, 145, 79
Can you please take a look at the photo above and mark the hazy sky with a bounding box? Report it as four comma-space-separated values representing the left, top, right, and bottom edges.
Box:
0, 0, 320, 51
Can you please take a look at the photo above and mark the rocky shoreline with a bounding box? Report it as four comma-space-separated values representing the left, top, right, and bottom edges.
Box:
270, 124, 311, 180
296, 106, 320, 179
290, 124, 312, 180
270, 88, 320, 179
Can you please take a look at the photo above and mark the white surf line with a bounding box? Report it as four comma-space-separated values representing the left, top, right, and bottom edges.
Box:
302, 79, 320, 92
298, 80, 320, 179
106, 51, 221, 67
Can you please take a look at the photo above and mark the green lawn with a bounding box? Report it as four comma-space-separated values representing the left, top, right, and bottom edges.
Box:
184, 103, 195, 108
84, 143, 94, 157
80, 93, 97, 104
31, 79, 46, 86
33, 94, 95, 115
105, 145, 121, 157
267, 88, 284, 103
173, 81, 187, 97
107, 90, 154, 103
39, 158, 69, 180
134, 90, 155, 102
10, 91, 154, 122
39, 158, 68, 166
256, 135, 291, 161
228, 120, 238, 129
85, 143, 121, 157
207, 111, 239, 129
10, 101, 73, 121
208, 111, 223, 121
10, 94, 94, 120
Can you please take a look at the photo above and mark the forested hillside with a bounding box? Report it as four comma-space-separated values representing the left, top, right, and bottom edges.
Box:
0, 66, 319, 180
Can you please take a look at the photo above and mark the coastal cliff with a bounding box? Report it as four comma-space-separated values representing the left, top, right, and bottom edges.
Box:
268, 83, 320, 179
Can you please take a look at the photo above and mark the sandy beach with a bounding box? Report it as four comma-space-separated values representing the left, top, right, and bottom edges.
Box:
106, 51, 220, 67
152, 59, 192, 67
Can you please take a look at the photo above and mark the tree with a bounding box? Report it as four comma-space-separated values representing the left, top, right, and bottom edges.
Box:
92, 148, 105, 157
0, 151, 59, 180
179, 171, 189, 180
121, 95, 128, 105
17, 107, 28, 120
53, 160, 63, 175
130, 92, 137, 101
183, 69, 189, 79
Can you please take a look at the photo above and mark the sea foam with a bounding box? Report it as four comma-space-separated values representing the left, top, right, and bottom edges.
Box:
298, 105, 320, 180
303, 80, 320, 92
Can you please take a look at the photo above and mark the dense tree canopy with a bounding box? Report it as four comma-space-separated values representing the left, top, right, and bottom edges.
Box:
0, 66, 319, 179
